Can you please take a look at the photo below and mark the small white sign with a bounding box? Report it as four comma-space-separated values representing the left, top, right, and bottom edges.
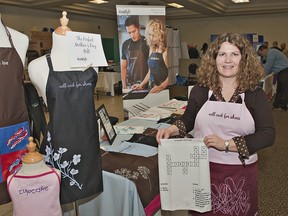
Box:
66, 31, 108, 68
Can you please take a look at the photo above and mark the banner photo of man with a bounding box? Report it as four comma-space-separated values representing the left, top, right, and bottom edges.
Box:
116, 5, 168, 94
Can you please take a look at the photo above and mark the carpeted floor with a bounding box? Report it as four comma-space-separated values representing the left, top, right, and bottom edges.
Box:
258, 109, 288, 215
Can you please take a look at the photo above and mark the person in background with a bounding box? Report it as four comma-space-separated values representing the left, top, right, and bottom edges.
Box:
271, 40, 282, 51
199, 42, 208, 59
280, 42, 288, 57
132, 19, 169, 93
260, 41, 269, 64
258, 45, 288, 111
121, 16, 149, 89
188, 43, 199, 59
157, 32, 275, 216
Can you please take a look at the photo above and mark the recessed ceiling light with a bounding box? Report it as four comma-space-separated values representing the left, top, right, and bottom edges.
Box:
167, 3, 184, 8
231, 0, 249, 3
89, 0, 108, 4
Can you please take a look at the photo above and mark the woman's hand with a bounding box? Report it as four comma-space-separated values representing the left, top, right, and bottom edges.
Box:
131, 83, 143, 90
156, 125, 179, 144
150, 85, 163, 93
203, 134, 225, 151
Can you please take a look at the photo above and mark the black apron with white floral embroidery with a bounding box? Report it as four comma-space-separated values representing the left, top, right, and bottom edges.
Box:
40, 54, 103, 204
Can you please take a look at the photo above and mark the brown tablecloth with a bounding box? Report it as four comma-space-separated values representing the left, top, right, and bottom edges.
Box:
100, 149, 159, 208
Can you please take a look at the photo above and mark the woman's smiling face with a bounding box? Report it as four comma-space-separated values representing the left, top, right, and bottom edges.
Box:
216, 41, 242, 79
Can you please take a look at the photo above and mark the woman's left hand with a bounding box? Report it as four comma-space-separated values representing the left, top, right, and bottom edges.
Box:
203, 134, 225, 151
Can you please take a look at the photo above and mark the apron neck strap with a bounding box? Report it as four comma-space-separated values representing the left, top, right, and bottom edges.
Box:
45, 54, 54, 71
1, 19, 15, 48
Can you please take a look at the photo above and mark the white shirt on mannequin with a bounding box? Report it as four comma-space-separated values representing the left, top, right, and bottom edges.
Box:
0, 13, 29, 65
28, 32, 98, 105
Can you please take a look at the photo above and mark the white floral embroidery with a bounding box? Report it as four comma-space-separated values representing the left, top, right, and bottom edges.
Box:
44, 131, 83, 189
73, 154, 81, 165
61, 161, 69, 168
114, 168, 139, 180
114, 166, 152, 191
138, 166, 152, 190
53, 153, 60, 161
59, 148, 68, 154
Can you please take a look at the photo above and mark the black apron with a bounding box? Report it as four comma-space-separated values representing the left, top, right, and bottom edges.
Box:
40, 55, 103, 204
0, 20, 30, 204
148, 52, 168, 86
127, 38, 148, 84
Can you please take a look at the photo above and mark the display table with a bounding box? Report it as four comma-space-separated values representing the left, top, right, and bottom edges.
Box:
123, 89, 170, 119
62, 117, 171, 216
100, 118, 170, 216
95, 71, 121, 96
62, 171, 145, 216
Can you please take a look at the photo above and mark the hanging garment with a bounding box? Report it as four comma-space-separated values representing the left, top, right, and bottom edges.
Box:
7, 167, 62, 216
126, 37, 149, 85
191, 90, 258, 216
148, 52, 168, 86
0, 20, 29, 205
166, 27, 180, 85
40, 54, 103, 204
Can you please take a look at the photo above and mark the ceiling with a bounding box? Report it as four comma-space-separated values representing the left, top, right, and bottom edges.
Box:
1, 0, 288, 20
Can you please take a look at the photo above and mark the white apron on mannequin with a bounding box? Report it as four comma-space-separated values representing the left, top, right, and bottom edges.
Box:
191, 90, 259, 216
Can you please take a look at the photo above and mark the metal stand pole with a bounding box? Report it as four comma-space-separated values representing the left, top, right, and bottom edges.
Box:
73, 201, 80, 216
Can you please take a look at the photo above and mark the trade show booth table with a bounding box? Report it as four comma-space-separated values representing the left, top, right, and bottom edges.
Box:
62, 116, 173, 216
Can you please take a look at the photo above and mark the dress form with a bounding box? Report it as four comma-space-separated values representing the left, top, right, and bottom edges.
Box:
0, 13, 29, 65
7, 137, 60, 180
28, 11, 97, 105
55, 11, 72, 35
7, 137, 62, 216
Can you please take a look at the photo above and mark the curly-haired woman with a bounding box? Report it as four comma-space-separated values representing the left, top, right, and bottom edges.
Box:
157, 32, 275, 216
132, 19, 169, 93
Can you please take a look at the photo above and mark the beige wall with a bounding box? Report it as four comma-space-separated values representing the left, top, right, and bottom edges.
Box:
1, 5, 288, 47
167, 13, 288, 49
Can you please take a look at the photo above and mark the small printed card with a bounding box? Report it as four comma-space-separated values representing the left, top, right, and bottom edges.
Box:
66, 31, 108, 68
114, 126, 145, 135
158, 99, 187, 112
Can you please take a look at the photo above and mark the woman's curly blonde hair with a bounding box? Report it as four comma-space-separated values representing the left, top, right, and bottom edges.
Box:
197, 32, 264, 92
145, 19, 166, 51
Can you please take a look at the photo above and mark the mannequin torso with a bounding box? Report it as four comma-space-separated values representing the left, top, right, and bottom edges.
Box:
7, 137, 60, 181
7, 160, 60, 181
0, 13, 29, 65
7, 137, 62, 216
28, 32, 98, 104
